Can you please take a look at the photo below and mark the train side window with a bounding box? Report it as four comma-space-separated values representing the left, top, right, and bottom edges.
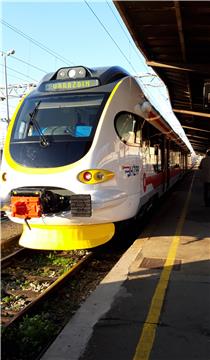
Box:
141, 120, 164, 170
115, 112, 142, 145
151, 144, 162, 172
169, 143, 181, 168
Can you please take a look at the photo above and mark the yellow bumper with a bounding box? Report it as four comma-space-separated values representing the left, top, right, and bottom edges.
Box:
19, 223, 115, 250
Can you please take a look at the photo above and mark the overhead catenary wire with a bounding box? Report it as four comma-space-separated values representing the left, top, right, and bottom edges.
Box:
0, 19, 75, 67
0, 70, 36, 84
1, 6, 164, 90
2, 7, 154, 83
0, 63, 38, 82
106, 2, 157, 78
0, 12, 165, 92
103, 1, 162, 85
84, 0, 138, 74
12, 55, 47, 74
105, 0, 144, 61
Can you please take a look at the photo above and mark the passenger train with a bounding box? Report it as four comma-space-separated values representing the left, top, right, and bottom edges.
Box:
0, 66, 192, 250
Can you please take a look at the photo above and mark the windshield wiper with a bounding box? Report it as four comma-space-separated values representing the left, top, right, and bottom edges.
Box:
29, 101, 49, 147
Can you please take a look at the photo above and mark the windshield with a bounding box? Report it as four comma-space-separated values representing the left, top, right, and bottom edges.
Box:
10, 93, 106, 168
12, 94, 104, 140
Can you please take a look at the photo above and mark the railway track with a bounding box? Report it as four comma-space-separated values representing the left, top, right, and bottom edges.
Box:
1, 248, 93, 328
1, 241, 125, 360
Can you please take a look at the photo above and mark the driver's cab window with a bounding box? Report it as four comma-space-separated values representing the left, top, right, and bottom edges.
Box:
28, 106, 82, 137
12, 94, 104, 142
17, 103, 94, 138
115, 112, 143, 145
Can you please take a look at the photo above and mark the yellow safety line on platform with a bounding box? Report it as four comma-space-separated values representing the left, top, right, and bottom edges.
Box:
133, 173, 195, 360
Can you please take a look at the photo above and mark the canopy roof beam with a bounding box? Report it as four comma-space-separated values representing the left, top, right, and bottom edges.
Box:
173, 108, 210, 118
182, 125, 210, 133
146, 61, 210, 75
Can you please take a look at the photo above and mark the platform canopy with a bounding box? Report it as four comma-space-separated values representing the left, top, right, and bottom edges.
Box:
115, 1, 210, 154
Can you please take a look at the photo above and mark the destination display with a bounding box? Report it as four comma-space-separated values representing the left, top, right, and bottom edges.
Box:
44, 79, 100, 92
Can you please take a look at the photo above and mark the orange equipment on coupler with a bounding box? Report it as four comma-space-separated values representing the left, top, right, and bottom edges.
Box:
11, 196, 42, 218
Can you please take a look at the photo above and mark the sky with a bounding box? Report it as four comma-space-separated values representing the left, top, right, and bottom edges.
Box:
1, 1, 149, 85
0, 0, 194, 152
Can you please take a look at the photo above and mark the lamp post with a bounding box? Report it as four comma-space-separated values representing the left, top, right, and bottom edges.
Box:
1, 49, 15, 122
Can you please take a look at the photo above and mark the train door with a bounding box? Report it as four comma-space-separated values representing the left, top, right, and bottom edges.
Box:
115, 112, 142, 198
166, 139, 170, 189
156, 135, 170, 195
160, 135, 167, 193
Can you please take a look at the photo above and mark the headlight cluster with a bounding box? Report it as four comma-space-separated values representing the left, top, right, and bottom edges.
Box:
78, 169, 114, 184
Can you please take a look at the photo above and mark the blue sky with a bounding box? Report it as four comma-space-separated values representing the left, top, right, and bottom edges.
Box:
0, 0, 152, 117
0, 0, 194, 152
1, 0, 149, 85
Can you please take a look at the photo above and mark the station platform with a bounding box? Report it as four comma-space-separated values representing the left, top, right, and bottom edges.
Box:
41, 169, 210, 360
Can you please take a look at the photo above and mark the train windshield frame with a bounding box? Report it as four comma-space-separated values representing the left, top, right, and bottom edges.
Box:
10, 92, 108, 168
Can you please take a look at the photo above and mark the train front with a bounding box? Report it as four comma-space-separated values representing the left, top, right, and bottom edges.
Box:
0, 66, 130, 250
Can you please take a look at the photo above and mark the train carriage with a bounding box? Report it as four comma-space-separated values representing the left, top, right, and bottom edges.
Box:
0, 66, 191, 250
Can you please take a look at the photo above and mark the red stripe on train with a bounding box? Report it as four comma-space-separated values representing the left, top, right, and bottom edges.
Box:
143, 168, 182, 191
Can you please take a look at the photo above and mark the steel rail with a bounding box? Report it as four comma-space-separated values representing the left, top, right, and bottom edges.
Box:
1, 247, 28, 268
2, 251, 93, 328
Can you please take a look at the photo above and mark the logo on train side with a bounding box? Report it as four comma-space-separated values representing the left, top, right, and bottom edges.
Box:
122, 165, 139, 177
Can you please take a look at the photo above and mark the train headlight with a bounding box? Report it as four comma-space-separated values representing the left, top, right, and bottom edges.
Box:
68, 69, 77, 78
83, 171, 92, 181
95, 172, 104, 180
57, 67, 88, 80
68, 67, 86, 79
78, 169, 115, 184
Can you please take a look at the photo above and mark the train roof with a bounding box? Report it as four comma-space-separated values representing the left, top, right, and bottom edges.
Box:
136, 77, 194, 153
38, 66, 130, 87
32, 65, 192, 152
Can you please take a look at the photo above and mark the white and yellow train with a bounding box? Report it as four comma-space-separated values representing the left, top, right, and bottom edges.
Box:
0, 66, 191, 250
